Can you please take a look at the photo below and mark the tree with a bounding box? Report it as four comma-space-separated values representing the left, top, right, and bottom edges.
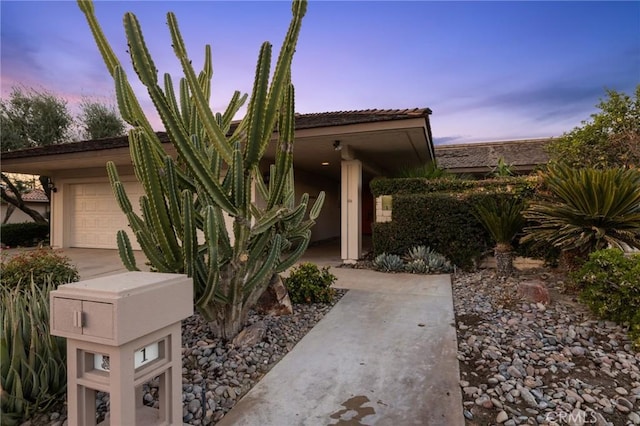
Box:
0, 87, 73, 152
546, 85, 640, 169
79, 0, 321, 340
79, 98, 126, 140
1, 88, 125, 222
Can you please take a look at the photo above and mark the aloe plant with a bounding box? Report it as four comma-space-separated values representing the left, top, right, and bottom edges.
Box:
522, 165, 640, 268
78, 0, 324, 339
1, 279, 67, 425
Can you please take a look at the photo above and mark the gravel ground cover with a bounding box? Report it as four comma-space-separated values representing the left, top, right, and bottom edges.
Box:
23, 265, 640, 426
454, 268, 640, 426
23, 290, 346, 426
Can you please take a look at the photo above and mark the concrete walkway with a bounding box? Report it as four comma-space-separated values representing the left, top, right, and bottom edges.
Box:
14, 247, 463, 424
218, 267, 464, 426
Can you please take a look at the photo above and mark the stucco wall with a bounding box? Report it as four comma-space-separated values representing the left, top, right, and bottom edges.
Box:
1, 203, 49, 224
294, 169, 340, 242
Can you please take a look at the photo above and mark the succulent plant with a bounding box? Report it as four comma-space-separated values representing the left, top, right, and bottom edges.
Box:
78, 0, 322, 339
1, 279, 67, 425
403, 245, 453, 274
373, 253, 405, 272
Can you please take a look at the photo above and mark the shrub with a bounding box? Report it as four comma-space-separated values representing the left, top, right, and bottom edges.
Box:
523, 165, 640, 265
575, 249, 640, 348
284, 263, 336, 304
372, 253, 405, 272
370, 177, 539, 271
1, 249, 79, 289
373, 193, 492, 270
1, 278, 67, 425
0, 222, 49, 247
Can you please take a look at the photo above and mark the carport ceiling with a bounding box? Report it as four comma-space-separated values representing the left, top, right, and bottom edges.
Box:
264, 126, 431, 180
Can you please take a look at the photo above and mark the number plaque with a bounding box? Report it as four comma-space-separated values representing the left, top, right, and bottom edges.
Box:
93, 342, 160, 372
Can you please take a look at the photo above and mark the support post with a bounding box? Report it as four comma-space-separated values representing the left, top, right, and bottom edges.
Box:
341, 160, 362, 263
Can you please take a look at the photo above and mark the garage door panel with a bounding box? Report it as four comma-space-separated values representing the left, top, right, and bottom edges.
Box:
69, 182, 143, 249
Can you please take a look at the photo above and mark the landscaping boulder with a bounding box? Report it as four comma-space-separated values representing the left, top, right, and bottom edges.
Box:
232, 321, 267, 347
517, 280, 550, 304
254, 274, 293, 316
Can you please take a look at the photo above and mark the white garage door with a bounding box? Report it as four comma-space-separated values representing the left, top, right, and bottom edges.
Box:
69, 182, 144, 249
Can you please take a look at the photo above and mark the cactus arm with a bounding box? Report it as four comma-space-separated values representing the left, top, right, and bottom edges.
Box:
164, 73, 180, 117
179, 78, 191, 129
244, 42, 272, 168
133, 229, 173, 272
166, 13, 233, 164
131, 130, 182, 267
268, 83, 295, 209
78, 3, 155, 132
282, 193, 308, 224
276, 230, 311, 272
196, 206, 220, 307
242, 233, 281, 294
232, 142, 245, 210
123, 13, 238, 216
256, 0, 306, 154
116, 230, 139, 271
309, 191, 326, 220
164, 157, 184, 240
182, 190, 196, 277
221, 91, 247, 133
250, 207, 285, 236
253, 166, 269, 202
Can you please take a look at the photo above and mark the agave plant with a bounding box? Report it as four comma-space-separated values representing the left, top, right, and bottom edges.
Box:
78, 0, 324, 339
473, 196, 525, 278
373, 253, 405, 272
1, 279, 67, 425
522, 165, 640, 268
404, 245, 453, 273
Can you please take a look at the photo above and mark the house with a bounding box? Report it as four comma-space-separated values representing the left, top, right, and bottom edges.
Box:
1, 109, 435, 263
435, 138, 551, 177
1, 188, 50, 224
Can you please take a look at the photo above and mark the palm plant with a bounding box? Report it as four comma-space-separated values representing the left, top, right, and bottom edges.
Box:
473, 197, 525, 278
522, 164, 640, 268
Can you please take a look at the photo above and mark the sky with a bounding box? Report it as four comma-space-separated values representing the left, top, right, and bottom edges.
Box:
1, 1, 638, 145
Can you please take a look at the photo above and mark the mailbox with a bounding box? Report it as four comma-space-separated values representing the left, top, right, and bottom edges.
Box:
50, 272, 193, 426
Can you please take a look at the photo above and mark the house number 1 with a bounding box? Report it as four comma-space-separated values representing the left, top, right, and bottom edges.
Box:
93, 342, 160, 372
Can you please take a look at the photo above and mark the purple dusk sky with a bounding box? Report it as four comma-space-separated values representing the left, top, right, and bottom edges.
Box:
1, 1, 638, 145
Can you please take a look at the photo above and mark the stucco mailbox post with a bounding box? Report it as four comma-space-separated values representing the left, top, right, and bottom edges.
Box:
50, 272, 193, 426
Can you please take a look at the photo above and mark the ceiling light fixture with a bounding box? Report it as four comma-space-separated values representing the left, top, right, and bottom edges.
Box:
333, 140, 342, 151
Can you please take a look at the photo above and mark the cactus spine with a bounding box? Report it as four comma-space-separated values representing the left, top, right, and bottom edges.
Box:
78, 0, 323, 339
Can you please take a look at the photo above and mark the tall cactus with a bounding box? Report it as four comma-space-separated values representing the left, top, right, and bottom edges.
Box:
78, 0, 323, 339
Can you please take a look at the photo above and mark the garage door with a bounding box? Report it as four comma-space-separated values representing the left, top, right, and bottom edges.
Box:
69, 182, 144, 249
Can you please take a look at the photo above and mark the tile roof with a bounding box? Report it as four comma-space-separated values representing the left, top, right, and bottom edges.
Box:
1, 108, 432, 160
435, 138, 551, 171
3, 188, 49, 203
294, 108, 432, 129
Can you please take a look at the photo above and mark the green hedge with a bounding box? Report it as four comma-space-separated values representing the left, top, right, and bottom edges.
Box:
0, 222, 49, 247
370, 177, 540, 270
370, 176, 538, 197
373, 193, 494, 270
